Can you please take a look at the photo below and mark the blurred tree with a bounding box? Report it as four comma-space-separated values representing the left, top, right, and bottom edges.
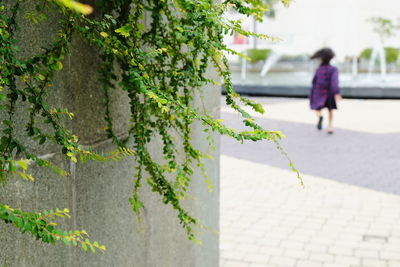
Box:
368, 17, 399, 43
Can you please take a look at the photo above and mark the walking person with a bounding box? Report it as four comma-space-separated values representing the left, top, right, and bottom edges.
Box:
310, 48, 342, 134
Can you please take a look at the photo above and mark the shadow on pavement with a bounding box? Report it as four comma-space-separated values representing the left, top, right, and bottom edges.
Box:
221, 112, 400, 195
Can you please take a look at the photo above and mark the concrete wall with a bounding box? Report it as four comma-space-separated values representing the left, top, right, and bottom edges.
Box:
0, 2, 220, 266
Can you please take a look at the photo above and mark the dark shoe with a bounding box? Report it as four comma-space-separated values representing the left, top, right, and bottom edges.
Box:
317, 116, 323, 130
327, 130, 334, 134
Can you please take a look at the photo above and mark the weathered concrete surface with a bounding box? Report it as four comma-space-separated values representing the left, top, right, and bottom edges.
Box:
0, 2, 219, 266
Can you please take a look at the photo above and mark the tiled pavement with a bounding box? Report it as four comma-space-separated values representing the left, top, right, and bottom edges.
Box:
220, 97, 400, 267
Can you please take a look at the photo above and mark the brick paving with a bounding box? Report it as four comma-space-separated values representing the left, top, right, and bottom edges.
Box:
220, 97, 400, 267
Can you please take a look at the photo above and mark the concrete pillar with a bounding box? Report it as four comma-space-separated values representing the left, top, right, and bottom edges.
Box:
0, 2, 220, 266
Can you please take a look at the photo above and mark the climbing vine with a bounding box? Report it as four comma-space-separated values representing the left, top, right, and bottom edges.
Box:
0, 0, 299, 253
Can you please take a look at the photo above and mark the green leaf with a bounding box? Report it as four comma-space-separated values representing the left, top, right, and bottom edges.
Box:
62, 238, 69, 246
17, 160, 28, 170
81, 242, 88, 252
15, 217, 24, 228
89, 243, 95, 253
56, 61, 63, 70
18, 172, 28, 181
56, 0, 93, 14
24, 222, 32, 232
115, 25, 132, 37
253, 104, 265, 114
100, 32, 108, 38
39, 136, 46, 145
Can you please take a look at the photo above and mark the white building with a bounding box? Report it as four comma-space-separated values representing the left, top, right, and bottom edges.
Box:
225, 0, 400, 61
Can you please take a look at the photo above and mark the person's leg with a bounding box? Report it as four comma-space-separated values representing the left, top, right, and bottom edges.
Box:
316, 110, 323, 130
327, 109, 334, 133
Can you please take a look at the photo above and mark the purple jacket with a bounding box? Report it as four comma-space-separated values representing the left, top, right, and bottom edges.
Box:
310, 65, 340, 110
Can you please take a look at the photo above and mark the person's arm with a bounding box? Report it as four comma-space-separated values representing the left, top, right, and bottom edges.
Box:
331, 68, 341, 100
312, 73, 317, 86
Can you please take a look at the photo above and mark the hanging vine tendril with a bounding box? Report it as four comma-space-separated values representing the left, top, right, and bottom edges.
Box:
0, 0, 300, 252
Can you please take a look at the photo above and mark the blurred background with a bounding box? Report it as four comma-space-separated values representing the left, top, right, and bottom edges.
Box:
223, 0, 400, 97
220, 1, 400, 267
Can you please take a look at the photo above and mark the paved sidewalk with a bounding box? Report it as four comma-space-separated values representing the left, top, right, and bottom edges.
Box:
220, 97, 400, 267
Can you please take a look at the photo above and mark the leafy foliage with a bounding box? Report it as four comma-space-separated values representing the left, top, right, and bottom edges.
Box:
0, 204, 105, 252
0, 0, 300, 252
360, 47, 400, 64
368, 17, 400, 41
55, 0, 93, 14
247, 48, 272, 63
